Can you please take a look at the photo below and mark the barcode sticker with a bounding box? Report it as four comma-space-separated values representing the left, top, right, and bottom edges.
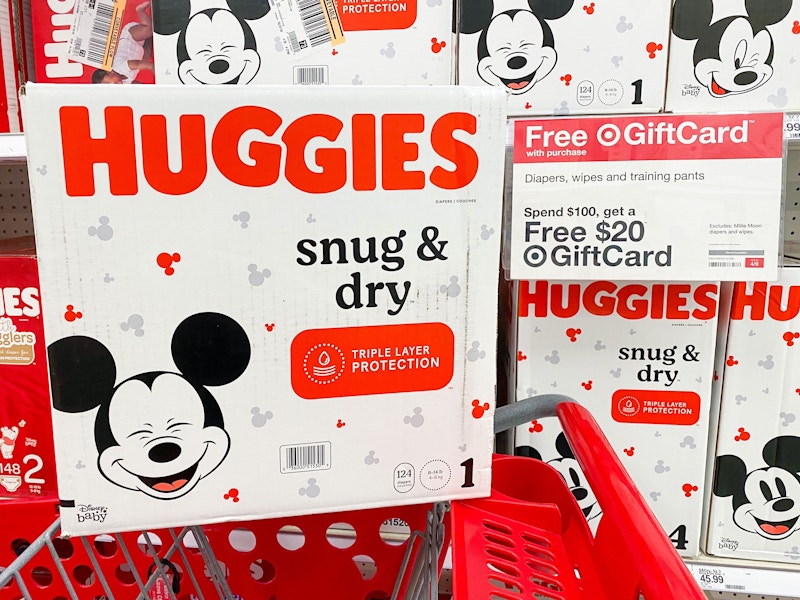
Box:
294, 66, 328, 85
708, 261, 742, 268
270, 0, 345, 59
280, 441, 332, 473
67, 0, 126, 70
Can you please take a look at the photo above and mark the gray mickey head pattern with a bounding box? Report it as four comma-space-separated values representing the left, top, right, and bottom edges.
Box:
120, 314, 145, 337
88, 216, 113, 241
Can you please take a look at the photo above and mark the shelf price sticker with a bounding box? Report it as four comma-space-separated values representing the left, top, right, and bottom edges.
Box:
507, 113, 785, 281
785, 112, 800, 140
686, 563, 783, 595
689, 564, 729, 591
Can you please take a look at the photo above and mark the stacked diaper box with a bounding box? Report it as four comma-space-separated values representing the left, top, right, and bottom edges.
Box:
699, 282, 734, 551
22, 83, 507, 536
706, 262, 800, 563
511, 279, 720, 557
455, 0, 673, 116
665, 0, 800, 113
151, 0, 454, 85
31, 0, 156, 84
0, 237, 58, 500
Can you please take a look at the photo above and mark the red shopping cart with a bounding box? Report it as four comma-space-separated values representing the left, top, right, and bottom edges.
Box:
450, 394, 707, 599
0, 395, 705, 599
0, 498, 448, 600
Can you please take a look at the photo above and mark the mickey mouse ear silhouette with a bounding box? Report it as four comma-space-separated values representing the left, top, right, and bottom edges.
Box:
171, 312, 251, 386
48, 336, 117, 413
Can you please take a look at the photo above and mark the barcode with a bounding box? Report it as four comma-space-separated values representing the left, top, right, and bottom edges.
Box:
280, 441, 331, 473
725, 584, 745, 590
294, 66, 327, 85
287, 31, 301, 54
298, 0, 332, 47
87, 1, 114, 65
708, 261, 742, 267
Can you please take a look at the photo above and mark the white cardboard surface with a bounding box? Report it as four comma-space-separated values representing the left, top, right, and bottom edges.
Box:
666, 0, 800, 113
456, 0, 672, 116
21, 83, 506, 535
512, 279, 719, 557
707, 266, 800, 563
152, 0, 454, 85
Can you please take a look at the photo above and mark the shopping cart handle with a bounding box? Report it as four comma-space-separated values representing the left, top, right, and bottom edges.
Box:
492, 396, 706, 599
493, 394, 571, 434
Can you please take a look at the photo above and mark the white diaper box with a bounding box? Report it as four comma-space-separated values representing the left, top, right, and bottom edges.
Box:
512, 279, 720, 557
456, 0, 672, 116
706, 264, 800, 563
665, 0, 800, 113
152, 0, 454, 85
21, 83, 506, 535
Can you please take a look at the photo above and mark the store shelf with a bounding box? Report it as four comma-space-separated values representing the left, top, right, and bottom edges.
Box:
0, 132, 24, 161
687, 554, 800, 598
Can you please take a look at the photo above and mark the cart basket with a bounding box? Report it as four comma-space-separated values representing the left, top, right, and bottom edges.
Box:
450, 394, 706, 600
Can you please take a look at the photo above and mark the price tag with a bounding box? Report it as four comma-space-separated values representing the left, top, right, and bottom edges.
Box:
687, 563, 782, 595
690, 564, 728, 591
785, 113, 800, 140
507, 114, 785, 281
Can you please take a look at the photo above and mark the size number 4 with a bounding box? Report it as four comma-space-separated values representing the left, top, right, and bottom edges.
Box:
669, 524, 689, 550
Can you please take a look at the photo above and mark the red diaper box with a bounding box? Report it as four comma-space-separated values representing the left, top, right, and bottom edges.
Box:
31, 0, 155, 84
0, 239, 57, 499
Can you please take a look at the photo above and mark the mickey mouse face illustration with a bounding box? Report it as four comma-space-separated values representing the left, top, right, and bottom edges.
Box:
153, 0, 270, 85
714, 436, 800, 540
516, 431, 601, 520
457, 0, 574, 95
48, 312, 251, 500
672, 0, 793, 97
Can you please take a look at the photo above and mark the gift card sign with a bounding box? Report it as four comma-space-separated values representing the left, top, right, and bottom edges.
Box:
507, 113, 785, 281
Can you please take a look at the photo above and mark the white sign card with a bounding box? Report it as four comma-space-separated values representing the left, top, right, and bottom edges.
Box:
507, 113, 785, 281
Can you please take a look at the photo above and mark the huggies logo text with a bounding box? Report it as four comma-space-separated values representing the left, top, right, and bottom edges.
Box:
0, 287, 40, 318
59, 107, 480, 196
518, 280, 719, 320
42, 0, 83, 79
731, 282, 800, 321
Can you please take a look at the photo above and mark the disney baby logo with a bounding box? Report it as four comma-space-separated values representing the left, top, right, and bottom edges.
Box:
77, 504, 109, 523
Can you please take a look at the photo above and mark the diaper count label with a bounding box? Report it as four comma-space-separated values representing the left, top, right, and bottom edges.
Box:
290, 322, 454, 399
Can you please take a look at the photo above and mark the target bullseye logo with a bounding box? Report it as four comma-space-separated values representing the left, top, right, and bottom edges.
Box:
303, 343, 346, 385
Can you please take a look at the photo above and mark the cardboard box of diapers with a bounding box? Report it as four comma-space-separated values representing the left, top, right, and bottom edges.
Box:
21, 83, 507, 536
707, 264, 800, 563
455, 0, 672, 116
511, 279, 720, 557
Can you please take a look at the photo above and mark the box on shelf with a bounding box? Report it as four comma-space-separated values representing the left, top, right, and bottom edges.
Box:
511, 279, 720, 557
706, 262, 800, 563
32, 0, 155, 84
0, 236, 58, 500
21, 83, 506, 536
0, 0, 24, 132
455, 0, 672, 117
151, 0, 454, 86
665, 0, 800, 113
